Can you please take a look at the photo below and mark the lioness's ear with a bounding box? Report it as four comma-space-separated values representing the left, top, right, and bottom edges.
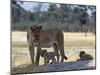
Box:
30, 27, 35, 31
39, 26, 42, 29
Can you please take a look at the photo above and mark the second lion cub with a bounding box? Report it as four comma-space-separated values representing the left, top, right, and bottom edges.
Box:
40, 49, 59, 65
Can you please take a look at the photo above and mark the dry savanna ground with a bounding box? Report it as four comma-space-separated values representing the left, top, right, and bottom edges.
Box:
12, 31, 96, 70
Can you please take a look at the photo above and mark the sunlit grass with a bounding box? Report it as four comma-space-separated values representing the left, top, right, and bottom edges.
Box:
12, 39, 95, 50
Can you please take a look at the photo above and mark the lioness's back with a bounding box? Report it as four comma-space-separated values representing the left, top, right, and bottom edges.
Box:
39, 29, 64, 48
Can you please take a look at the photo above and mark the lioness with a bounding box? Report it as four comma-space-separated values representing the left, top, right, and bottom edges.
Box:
27, 25, 67, 65
40, 49, 57, 65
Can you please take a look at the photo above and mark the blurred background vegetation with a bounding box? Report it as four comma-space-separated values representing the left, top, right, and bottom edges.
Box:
11, 1, 96, 34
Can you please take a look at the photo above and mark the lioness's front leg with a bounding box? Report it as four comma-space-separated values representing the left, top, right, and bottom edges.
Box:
29, 45, 35, 64
36, 47, 41, 65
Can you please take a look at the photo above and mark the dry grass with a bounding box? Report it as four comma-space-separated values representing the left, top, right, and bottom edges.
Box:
12, 31, 95, 49
11, 31, 96, 69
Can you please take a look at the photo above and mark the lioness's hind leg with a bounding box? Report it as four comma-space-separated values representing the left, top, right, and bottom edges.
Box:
59, 47, 65, 62
53, 43, 59, 63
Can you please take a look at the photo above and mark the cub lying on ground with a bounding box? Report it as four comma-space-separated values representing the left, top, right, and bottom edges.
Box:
77, 51, 93, 61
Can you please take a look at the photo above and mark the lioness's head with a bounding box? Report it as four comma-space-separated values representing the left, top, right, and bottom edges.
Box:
30, 25, 42, 42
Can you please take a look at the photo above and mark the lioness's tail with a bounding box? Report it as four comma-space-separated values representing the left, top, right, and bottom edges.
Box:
64, 56, 68, 60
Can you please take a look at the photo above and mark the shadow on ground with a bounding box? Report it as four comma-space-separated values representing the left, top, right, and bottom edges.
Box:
11, 60, 95, 75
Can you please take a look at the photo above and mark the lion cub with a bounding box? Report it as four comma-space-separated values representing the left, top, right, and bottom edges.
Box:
77, 51, 93, 61
40, 49, 59, 65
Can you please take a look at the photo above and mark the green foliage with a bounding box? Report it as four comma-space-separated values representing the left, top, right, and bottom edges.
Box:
11, 1, 96, 32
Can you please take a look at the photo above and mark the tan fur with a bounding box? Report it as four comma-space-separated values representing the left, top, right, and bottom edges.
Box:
27, 25, 67, 65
